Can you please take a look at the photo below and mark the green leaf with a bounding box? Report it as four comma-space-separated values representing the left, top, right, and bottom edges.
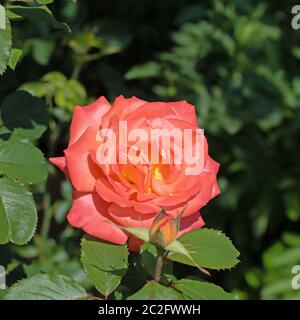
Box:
0, 14, 12, 75
125, 62, 161, 80
122, 226, 202, 270
81, 236, 129, 297
32, 39, 54, 65
128, 281, 182, 300
0, 178, 37, 245
0, 141, 47, 184
122, 226, 203, 271
19, 82, 47, 97
7, 5, 71, 33
168, 229, 240, 270
5, 260, 21, 275
119, 227, 149, 242
8, 48, 22, 70
0, 289, 8, 299
173, 278, 237, 300
54, 79, 87, 111
5, 273, 87, 300
36, 0, 54, 4
0, 91, 49, 140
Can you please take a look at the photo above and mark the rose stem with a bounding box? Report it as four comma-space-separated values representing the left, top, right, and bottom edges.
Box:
154, 248, 168, 283
154, 255, 164, 283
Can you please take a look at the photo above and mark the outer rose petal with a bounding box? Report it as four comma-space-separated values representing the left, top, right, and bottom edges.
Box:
125, 100, 198, 127
169, 100, 198, 126
178, 211, 205, 237
49, 157, 66, 174
65, 127, 101, 192
68, 192, 128, 245
211, 181, 221, 198
128, 236, 144, 252
204, 156, 220, 174
69, 96, 111, 145
101, 95, 147, 128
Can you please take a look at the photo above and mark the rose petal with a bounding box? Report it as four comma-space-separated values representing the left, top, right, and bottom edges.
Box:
96, 178, 160, 213
65, 127, 100, 192
68, 191, 128, 245
125, 100, 198, 126
49, 157, 66, 174
203, 156, 220, 175
96, 177, 132, 207
69, 96, 111, 145
127, 236, 144, 252
102, 95, 147, 129
178, 211, 205, 237
108, 203, 154, 228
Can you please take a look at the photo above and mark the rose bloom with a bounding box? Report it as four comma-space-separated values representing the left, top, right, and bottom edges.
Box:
50, 96, 220, 251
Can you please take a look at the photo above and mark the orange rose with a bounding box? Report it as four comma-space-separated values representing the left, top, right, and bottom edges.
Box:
50, 96, 220, 251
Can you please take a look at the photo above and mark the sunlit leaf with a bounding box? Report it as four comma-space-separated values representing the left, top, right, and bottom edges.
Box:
128, 281, 182, 300
81, 236, 129, 297
5, 273, 87, 300
0, 178, 37, 245
173, 278, 237, 300
168, 229, 240, 270
7, 5, 71, 32
0, 141, 47, 184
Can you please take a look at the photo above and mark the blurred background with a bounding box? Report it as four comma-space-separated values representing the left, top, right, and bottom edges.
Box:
1, 0, 300, 299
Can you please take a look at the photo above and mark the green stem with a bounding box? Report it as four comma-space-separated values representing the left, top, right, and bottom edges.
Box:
40, 195, 53, 240
154, 255, 163, 282
154, 248, 167, 283
71, 63, 83, 79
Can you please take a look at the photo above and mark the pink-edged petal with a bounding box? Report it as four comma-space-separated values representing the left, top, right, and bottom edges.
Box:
96, 177, 132, 207
211, 181, 221, 199
151, 171, 215, 207
69, 96, 111, 145
167, 100, 198, 126
96, 178, 160, 214
68, 191, 128, 245
133, 202, 160, 214
125, 100, 198, 126
204, 156, 220, 174
65, 127, 100, 192
108, 203, 154, 228
127, 236, 144, 252
177, 211, 205, 237
101, 95, 147, 128
49, 157, 66, 174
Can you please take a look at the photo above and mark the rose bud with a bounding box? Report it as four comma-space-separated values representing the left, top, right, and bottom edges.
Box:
149, 208, 181, 248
